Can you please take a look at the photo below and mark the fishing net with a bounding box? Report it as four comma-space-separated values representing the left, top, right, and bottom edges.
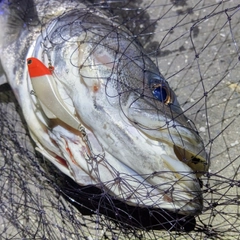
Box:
0, 0, 240, 239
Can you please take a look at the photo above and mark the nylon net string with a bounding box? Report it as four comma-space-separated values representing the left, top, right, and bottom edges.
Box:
0, 0, 240, 239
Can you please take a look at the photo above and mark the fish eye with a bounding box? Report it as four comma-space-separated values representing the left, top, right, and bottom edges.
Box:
27, 59, 32, 65
151, 83, 172, 104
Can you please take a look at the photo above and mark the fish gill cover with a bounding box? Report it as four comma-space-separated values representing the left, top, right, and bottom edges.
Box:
0, 0, 240, 239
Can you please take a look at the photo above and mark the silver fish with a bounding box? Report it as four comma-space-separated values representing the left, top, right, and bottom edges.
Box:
0, 0, 209, 215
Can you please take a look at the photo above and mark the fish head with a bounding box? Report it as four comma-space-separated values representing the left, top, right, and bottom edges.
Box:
30, 10, 209, 215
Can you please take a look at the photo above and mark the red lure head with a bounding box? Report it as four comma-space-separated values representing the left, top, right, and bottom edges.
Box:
27, 58, 52, 78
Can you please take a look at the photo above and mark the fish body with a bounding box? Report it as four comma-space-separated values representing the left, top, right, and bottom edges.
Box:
0, 0, 209, 215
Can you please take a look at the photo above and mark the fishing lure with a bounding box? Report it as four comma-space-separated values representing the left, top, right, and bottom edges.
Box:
27, 57, 81, 130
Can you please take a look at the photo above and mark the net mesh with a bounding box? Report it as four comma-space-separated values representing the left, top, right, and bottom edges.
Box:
1, 0, 240, 239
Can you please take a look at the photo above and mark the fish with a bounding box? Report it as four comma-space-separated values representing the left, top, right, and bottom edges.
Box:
0, 0, 209, 215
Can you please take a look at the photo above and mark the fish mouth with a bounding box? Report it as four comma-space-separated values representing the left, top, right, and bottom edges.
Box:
173, 144, 208, 178
126, 94, 209, 179
130, 122, 209, 178
168, 104, 209, 178
125, 124, 207, 214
